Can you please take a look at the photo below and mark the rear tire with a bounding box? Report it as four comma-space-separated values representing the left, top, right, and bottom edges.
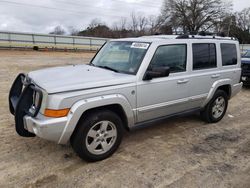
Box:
70, 110, 123, 162
201, 90, 228, 123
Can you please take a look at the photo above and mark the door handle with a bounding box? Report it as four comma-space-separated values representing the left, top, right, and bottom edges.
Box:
177, 79, 189, 84
211, 74, 220, 78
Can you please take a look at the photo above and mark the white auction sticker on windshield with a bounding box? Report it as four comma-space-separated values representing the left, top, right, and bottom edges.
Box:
131, 42, 149, 49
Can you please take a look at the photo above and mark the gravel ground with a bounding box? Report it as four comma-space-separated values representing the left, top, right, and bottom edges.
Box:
0, 50, 249, 188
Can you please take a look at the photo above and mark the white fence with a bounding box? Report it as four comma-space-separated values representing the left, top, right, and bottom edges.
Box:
0, 31, 249, 53
0, 31, 108, 51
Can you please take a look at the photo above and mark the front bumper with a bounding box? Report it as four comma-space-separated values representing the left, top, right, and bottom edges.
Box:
241, 76, 250, 85
241, 63, 250, 84
9, 74, 44, 137
24, 114, 68, 143
9, 74, 71, 144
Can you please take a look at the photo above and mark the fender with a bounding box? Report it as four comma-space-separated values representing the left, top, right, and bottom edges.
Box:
201, 79, 232, 107
58, 94, 134, 144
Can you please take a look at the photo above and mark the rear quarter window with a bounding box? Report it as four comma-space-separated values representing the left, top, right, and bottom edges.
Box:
221, 43, 237, 66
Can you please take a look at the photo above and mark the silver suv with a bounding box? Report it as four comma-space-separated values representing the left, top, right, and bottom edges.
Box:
9, 35, 242, 161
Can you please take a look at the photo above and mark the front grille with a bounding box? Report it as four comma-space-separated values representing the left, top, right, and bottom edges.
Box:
9, 73, 26, 115
242, 64, 250, 76
9, 73, 43, 117
9, 73, 43, 137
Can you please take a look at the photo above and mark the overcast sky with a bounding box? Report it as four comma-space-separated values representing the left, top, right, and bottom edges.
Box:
0, 0, 249, 34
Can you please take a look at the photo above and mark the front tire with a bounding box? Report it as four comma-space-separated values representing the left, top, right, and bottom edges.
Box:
201, 90, 228, 123
71, 110, 123, 162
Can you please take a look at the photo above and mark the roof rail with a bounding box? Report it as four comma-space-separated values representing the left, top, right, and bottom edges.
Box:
141, 35, 178, 39
141, 34, 237, 41
176, 34, 237, 40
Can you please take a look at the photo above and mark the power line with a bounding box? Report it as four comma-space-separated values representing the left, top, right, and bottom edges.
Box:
0, 0, 161, 17
52, 0, 161, 14
52, 0, 137, 15
54, 0, 161, 9
0, 0, 133, 19
110, 0, 162, 8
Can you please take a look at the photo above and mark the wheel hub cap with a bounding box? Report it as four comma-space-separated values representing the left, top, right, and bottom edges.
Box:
86, 120, 117, 155
212, 96, 225, 119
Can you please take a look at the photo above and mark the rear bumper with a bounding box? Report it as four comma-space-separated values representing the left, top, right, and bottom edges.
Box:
24, 114, 68, 143
231, 82, 243, 98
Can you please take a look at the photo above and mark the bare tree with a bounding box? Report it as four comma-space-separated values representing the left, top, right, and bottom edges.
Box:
129, 12, 149, 35
88, 18, 103, 29
236, 8, 250, 32
130, 12, 139, 32
112, 17, 127, 31
148, 15, 166, 34
49, 26, 65, 35
68, 26, 79, 36
161, 0, 231, 33
138, 15, 148, 33
119, 17, 127, 30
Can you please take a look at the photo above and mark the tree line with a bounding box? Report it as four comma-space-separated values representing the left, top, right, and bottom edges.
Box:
49, 0, 250, 43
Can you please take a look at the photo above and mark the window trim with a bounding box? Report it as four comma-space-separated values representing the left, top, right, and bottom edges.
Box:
145, 43, 188, 76
192, 43, 217, 71
220, 43, 238, 66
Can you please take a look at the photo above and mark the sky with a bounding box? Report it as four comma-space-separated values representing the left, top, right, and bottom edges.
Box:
0, 0, 249, 34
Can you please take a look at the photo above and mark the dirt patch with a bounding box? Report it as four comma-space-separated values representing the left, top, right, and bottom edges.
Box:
192, 130, 242, 154
206, 163, 234, 174
27, 174, 58, 188
237, 140, 250, 154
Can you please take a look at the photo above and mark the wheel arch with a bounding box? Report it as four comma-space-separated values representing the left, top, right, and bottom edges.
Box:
202, 79, 232, 107
58, 94, 134, 144
217, 85, 231, 99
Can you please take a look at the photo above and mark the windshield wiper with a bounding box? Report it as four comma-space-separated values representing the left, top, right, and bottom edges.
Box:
96, 65, 119, 73
88, 62, 95, 66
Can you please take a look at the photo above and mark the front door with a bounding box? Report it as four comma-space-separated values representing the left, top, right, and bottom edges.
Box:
136, 44, 191, 122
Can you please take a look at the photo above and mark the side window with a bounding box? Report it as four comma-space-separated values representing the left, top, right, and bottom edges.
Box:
221, 43, 237, 66
193, 43, 217, 70
150, 44, 187, 73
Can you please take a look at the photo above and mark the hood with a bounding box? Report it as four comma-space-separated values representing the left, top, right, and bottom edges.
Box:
242, 57, 250, 64
28, 64, 136, 94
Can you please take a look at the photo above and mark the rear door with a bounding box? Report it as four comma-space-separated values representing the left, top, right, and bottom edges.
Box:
188, 42, 220, 108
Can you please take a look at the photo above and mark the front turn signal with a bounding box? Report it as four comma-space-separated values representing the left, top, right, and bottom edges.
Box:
44, 108, 70, 118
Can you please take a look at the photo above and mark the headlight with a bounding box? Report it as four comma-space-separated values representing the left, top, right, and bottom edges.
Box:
33, 91, 40, 108
28, 85, 43, 117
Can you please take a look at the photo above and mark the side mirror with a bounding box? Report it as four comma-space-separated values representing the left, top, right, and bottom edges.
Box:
143, 66, 170, 80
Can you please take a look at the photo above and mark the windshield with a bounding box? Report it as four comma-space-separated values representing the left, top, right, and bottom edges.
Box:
91, 41, 150, 74
243, 51, 250, 58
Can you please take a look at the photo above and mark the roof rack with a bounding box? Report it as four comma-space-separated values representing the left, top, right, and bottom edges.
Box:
141, 33, 237, 41
176, 34, 237, 40
141, 35, 178, 39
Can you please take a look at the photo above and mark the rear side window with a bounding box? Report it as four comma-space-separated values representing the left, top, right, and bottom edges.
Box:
150, 44, 187, 73
193, 43, 217, 70
221, 43, 237, 66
